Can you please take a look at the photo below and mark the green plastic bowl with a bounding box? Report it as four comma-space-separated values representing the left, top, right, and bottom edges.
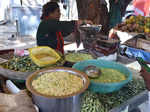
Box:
72, 59, 132, 93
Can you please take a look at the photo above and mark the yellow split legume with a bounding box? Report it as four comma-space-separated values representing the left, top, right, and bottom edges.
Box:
91, 68, 126, 83
32, 71, 83, 96
65, 53, 93, 62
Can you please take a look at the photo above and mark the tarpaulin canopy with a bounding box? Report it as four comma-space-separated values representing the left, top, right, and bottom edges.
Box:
133, 0, 150, 16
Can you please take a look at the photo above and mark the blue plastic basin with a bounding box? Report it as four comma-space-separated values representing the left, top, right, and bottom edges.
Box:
72, 59, 132, 93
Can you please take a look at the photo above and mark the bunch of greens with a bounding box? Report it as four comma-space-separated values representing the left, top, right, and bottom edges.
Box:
1, 55, 65, 72
81, 78, 146, 112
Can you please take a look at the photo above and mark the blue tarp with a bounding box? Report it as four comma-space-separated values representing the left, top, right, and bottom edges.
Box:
125, 46, 150, 63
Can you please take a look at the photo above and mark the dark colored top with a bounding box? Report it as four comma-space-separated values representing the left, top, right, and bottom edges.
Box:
109, 0, 122, 29
36, 19, 76, 52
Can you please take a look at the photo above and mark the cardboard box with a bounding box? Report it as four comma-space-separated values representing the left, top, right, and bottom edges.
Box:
137, 38, 150, 52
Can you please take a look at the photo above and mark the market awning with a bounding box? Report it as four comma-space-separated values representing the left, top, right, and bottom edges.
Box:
133, 0, 150, 16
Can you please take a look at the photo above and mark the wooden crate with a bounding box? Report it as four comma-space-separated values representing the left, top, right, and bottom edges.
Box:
137, 38, 150, 52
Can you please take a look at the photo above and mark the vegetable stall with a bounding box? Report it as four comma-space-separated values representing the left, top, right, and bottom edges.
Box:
0, 1, 150, 112
0, 48, 148, 112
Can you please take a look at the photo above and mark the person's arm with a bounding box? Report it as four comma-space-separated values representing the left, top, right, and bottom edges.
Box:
140, 67, 150, 90
37, 19, 92, 39
57, 20, 93, 36
58, 21, 76, 36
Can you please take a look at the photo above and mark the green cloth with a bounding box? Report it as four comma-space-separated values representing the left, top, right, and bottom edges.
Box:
36, 19, 75, 49
109, 0, 122, 29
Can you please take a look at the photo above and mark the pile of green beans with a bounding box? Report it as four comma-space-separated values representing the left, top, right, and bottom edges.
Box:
1, 55, 65, 72
81, 91, 107, 112
2, 56, 41, 72
81, 78, 146, 112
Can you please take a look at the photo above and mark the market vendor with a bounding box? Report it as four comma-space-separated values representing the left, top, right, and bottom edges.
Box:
140, 66, 150, 91
36, 1, 93, 54
109, 0, 122, 29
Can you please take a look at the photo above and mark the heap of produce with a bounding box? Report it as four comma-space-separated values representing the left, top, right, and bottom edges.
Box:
114, 15, 150, 38
0, 55, 64, 72
65, 53, 93, 63
81, 78, 146, 112
32, 71, 83, 96
91, 68, 126, 83
81, 91, 107, 112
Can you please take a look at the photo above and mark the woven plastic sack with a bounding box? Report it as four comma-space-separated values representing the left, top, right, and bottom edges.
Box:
72, 59, 132, 93
0, 90, 37, 112
29, 46, 61, 67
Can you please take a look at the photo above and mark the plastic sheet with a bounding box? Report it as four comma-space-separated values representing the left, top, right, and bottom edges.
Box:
125, 46, 150, 63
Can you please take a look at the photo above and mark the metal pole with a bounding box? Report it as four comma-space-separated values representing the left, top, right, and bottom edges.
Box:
16, 19, 19, 39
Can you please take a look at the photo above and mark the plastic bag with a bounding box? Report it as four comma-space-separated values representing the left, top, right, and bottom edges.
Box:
29, 46, 61, 67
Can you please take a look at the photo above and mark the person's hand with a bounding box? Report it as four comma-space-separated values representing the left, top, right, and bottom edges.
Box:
108, 28, 118, 39
77, 19, 93, 25
140, 67, 150, 90
84, 20, 93, 25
